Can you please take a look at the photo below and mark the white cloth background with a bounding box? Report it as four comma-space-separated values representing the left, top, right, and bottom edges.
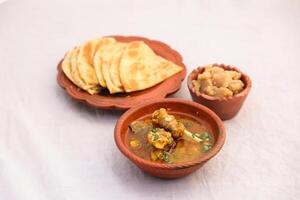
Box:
0, 0, 299, 199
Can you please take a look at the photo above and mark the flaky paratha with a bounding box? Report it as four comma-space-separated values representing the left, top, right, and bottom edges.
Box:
61, 49, 76, 83
100, 42, 127, 94
77, 39, 101, 92
70, 47, 100, 94
93, 37, 117, 88
109, 43, 128, 93
119, 41, 183, 92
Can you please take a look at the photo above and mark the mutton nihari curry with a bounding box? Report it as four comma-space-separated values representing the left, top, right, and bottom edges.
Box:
128, 108, 213, 164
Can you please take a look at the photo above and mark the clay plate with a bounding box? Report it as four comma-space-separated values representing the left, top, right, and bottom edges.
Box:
114, 98, 226, 179
187, 63, 252, 120
57, 36, 186, 110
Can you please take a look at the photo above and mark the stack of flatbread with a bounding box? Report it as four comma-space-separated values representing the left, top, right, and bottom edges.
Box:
61, 37, 183, 94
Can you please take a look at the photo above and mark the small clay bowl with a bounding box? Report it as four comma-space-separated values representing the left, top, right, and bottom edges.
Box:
187, 64, 252, 120
114, 98, 226, 179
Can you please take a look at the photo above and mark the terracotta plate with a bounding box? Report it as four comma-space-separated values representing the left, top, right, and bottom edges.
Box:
57, 36, 187, 110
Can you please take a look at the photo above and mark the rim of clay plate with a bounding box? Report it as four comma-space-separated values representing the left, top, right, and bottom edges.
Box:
114, 98, 226, 170
187, 63, 252, 102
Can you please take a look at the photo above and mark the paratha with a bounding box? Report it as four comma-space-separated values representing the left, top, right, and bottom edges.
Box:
93, 37, 117, 88
109, 43, 127, 92
61, 49, 76, 83
77, 39, 101, 91
61, 37, 183, 95
70, 47, 100, 94
119, 41, 183, 92
100, 42, 127, 94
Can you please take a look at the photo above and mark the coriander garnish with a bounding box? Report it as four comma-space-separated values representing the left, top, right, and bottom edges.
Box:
202, 143, 212, 153
200, 132, 212, 142
162, 152, 171, 163
152, 133, 159, 141
192, 132, 201, 139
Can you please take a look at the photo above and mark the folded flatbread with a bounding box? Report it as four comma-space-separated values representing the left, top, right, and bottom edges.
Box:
70, 47, 100, 94
100, 42, 127, 94
119, 41, 182, 92
61, 49, 76, 83
77, 39, 102, 92
93, 37, 117, 88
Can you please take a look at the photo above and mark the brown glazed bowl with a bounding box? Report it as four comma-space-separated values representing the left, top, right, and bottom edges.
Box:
114, 98, 226, 179
187, 64, 252, 120
57, 36, 186, 110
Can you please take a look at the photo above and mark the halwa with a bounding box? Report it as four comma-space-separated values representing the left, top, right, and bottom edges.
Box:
192, 65, 245, 98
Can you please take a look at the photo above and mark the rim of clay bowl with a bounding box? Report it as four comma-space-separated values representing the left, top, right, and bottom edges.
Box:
187, 63, 252, 102
114, 98, 226, 170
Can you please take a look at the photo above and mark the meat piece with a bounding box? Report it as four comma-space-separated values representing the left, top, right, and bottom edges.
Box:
147, 128, 174, 150
152, 108, 184, 138
151, 108, 206, 144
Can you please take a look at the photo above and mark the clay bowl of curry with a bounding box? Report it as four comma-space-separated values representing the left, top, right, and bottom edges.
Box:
188, 64, 252, 120
114, 98, 226, 179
